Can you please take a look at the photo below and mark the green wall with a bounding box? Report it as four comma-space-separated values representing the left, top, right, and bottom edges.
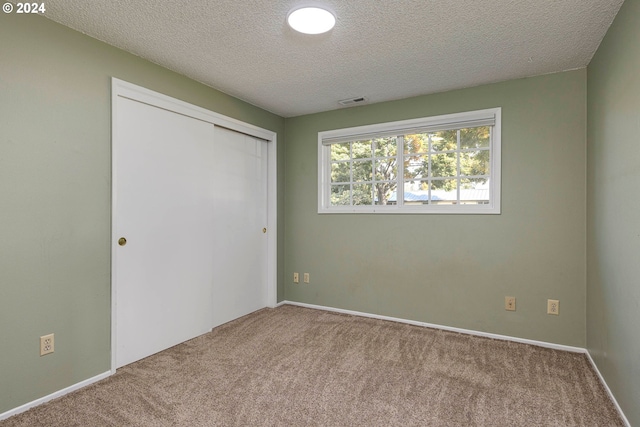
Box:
285, 70, 587, 347
0, 13, 284, 414
587, 0, 640, 424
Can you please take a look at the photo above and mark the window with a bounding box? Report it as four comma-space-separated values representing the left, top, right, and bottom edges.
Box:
318, 108, 501, 214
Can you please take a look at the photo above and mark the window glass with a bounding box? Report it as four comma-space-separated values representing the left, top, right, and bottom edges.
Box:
320, 108, 500, 214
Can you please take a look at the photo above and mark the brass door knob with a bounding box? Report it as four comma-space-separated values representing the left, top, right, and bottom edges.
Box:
118, 237, 127, 246
263, 228, 267, 233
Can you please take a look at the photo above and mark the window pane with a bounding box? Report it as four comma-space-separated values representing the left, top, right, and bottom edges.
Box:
460, 126, 490, 149
319, 108, 500, 214
352, 140, 372, 159
403, 184, 429, 205
431, 179, 458, 204
330, 185, 351, 206
430, 130, 457, 152
431, 152, 457, 177
460, 150, 490, 176
404, 155, 427, 180
331, 162, 350, 183
375, 159, 397, 181
330, 143, 350, 162
352, 183, 373, 205
404, 134, 429, 155
374, 137, 397, 157
459, 178, 490, 204
352, 160, 372, 182
375, 182, 397, 205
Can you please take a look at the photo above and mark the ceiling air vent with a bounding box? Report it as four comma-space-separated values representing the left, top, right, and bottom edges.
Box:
338, 97, 367, 107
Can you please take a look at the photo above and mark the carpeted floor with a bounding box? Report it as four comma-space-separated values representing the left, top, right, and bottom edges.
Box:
1, 305, 624, 426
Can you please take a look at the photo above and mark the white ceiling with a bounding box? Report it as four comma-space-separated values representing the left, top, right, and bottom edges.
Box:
43, 0, 624, 117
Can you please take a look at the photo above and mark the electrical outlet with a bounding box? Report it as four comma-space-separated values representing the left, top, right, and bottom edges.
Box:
293, 272, 299, 283
547, 299, 559, 315
505, 296, 516, 311
303, 273, 310, 283
40, 334, 54, 356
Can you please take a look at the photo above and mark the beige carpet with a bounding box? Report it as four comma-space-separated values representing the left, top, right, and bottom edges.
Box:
1, 305, 624, 426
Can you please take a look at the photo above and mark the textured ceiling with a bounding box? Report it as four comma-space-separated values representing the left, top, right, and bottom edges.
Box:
43, 0, 624, 117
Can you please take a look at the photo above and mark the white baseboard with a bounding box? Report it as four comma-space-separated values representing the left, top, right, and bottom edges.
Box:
585, 352, 631, 427
283, 300, 630, 424
283, 301, 586, 352
0, 370, 112, 421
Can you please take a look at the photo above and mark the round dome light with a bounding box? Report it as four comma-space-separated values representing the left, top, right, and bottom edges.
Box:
287, 7, 336, 35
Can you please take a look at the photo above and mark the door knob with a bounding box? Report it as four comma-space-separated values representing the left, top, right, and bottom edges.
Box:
263, 228, 267, 233
118, 237, 127, 246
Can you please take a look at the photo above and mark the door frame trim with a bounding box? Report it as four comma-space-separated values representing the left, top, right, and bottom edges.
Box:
110, 78, 278, 373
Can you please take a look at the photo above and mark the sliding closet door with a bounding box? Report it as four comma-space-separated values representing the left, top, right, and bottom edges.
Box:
114, 97, 216, 368
211, 127, 268, 327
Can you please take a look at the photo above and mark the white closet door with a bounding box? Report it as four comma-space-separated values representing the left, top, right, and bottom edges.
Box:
114, 97, 216, 368
212, 127, 268, 327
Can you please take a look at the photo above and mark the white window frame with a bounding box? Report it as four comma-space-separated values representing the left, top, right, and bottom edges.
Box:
318, 107, 501, 214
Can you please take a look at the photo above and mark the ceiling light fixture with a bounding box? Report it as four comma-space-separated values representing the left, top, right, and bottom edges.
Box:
287, 7, 336, 35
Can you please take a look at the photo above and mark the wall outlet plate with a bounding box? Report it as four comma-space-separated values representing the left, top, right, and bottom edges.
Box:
505, 296, 516, 311
547, 299, 560, 315
293, 272, 299, 283
40, 333, 54, 356
303, 273, 310, 283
